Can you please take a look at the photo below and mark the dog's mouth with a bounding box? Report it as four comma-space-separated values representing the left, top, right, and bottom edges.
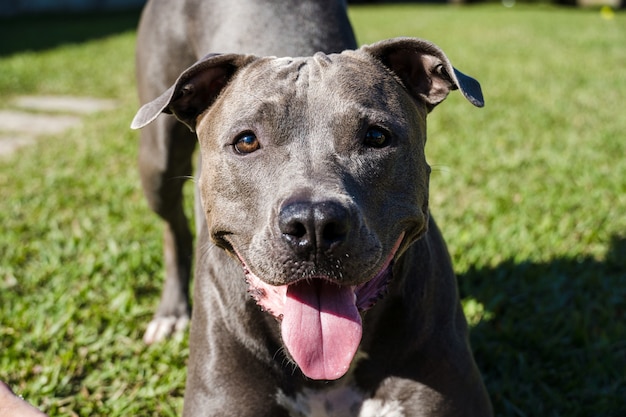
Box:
239, 233, 404, 381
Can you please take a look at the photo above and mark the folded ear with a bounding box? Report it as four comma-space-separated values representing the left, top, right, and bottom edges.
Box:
361, 37, 484, 111
131, 53, 258, 131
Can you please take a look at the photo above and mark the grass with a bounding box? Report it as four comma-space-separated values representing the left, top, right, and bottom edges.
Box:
1, 4, 625, 416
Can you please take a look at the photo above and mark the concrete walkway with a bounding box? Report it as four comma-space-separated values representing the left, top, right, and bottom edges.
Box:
0, 96, 117, 157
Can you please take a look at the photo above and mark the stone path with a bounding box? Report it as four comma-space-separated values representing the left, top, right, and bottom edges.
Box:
0, 96, 117, 157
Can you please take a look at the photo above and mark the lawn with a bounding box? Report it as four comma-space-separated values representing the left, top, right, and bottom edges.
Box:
1, 4, 625, 416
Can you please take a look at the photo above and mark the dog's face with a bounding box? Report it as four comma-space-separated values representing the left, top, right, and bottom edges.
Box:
132, 37, 483, 381
198, 51, 429, 287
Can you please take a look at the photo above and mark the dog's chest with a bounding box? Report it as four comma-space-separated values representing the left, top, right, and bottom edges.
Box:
277, 382, 405, 417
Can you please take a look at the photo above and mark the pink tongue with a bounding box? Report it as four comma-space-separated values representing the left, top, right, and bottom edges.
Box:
281, 280, 362, 380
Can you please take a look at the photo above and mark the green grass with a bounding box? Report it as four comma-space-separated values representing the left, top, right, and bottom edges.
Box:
1, 5, 625, 416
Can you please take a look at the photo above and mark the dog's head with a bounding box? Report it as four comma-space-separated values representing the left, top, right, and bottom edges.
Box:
132, 37, 483, 381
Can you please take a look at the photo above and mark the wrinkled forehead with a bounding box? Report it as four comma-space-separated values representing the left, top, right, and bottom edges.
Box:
227, 50, 410, 111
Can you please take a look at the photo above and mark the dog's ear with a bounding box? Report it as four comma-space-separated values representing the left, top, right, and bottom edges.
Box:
131, 53, 257, 131
362, 37, 484, 111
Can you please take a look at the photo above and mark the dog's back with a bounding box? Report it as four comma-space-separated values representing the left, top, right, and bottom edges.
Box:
137, 0, 357, 96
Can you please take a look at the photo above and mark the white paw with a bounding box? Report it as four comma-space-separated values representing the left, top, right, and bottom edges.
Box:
143, 315, 189, 344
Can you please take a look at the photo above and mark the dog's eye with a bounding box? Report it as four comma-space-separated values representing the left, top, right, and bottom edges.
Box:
363, 127, 390, 148
234, 132, 260, 154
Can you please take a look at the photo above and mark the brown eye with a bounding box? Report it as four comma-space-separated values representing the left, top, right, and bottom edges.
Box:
234, 132, 260, 154
364, 127, 390, 148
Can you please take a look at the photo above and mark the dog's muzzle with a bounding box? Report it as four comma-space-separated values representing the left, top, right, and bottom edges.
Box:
239, 232, 405, 381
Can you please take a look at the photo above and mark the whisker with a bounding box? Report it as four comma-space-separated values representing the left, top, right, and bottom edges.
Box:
429, 165, 451, 175
168, 175, 197, 183
198, 239, 219, 258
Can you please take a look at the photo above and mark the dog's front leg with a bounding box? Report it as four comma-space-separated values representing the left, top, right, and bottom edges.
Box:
183, 239, 290, 417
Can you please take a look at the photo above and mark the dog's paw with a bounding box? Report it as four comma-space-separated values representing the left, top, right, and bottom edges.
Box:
143, 315, 189, 344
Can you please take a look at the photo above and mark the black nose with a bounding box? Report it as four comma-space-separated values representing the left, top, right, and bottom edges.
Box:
279, 200, 350, 255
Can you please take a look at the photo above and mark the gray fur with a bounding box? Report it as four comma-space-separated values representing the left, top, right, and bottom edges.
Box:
133, 1, 491, 416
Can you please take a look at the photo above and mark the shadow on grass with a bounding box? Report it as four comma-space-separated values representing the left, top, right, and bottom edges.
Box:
461, 235, 626, 417
0, 10, 142, 56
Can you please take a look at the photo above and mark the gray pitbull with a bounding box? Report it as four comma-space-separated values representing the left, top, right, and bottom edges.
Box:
133, 1, 492, 416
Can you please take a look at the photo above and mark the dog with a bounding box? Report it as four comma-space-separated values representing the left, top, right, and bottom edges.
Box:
132, 0, 492, 415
